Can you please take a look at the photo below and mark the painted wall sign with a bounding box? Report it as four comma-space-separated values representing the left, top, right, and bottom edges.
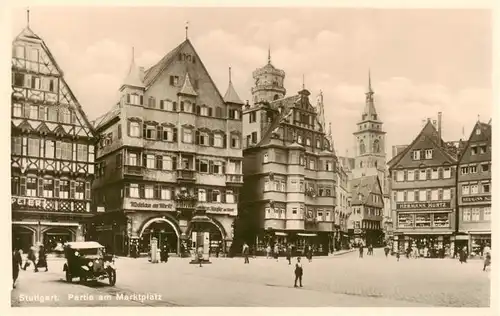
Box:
124, 198, 174, 211
11, 196, 48, 209
461, 196, 491, 203
396, 201, 451, 210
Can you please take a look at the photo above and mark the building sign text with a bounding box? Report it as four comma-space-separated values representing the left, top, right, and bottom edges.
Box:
461, 196, 491, 203
396, 202, 451, 210
12, 196, 48, 209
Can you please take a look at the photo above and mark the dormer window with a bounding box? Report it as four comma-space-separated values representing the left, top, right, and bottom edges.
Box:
412, 150, 420, 160
425, 149, 433, 159
476, 128, 481, 135
169, 75, 179, 86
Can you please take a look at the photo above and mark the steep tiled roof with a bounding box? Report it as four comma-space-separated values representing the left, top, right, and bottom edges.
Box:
223, 81, 243, 104
123, 54, 145, 89
458, 121, 492, 163
143, 41, 187, 87
350, 175, 379, 205
93, 103, 120, 130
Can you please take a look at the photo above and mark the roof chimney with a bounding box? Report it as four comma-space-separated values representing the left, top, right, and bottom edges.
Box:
438, 112, 442, 143
139, 67, 145, 82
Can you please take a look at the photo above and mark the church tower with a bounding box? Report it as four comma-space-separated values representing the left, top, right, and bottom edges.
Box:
352, 71, 387, 184
251, 47, 286, 104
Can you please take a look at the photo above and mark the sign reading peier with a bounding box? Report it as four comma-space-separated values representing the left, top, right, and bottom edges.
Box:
12, 196, 48, 209
396, 201, 451, 210
461, 196, 491, 203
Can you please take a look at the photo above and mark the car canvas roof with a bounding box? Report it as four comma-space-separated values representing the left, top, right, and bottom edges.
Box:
66, 241, 104, 249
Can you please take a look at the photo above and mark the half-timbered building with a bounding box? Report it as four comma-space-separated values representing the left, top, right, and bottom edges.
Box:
11, 23, 96, 252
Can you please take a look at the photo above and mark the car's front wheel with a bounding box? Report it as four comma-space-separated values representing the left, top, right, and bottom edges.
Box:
108, 269, 116, 286
65, 270, 72, 283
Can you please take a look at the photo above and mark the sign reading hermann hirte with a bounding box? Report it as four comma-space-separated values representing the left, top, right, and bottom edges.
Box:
396, 201, 451, 209
461, 196, 491, 203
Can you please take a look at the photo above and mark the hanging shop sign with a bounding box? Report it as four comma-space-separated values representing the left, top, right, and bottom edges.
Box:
199, 204, 237, 216
124, 198, 174, 211
461, 196, 491, 203
396, 202, 450, 210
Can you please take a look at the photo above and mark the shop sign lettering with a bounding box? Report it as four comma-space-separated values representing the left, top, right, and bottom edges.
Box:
461, 196, 491, 203
396, 202, 450, 210
128, 200, 173, 211
204, 206, 236, 214
11, 196, 48, 209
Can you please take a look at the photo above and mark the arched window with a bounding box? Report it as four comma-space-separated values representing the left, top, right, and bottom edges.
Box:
359, 140, 366, 155
373, 139, 380, 153
273, 94, 279, 100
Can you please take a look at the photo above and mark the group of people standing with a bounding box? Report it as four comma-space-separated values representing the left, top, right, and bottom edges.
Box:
358, 243, 374, 258
12, 245, 48, 288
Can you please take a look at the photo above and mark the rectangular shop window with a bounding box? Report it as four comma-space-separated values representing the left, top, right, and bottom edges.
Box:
397, 213, 414, 228
433, 213, 449, 227
129, 184, 139, 198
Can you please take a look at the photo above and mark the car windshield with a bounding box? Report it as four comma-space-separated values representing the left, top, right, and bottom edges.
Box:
75, 248, 102, 257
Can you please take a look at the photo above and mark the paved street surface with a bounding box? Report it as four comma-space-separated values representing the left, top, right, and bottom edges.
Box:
11, 248, 490, 307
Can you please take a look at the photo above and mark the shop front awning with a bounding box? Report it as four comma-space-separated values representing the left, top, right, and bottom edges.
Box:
469, 231, 491, 234
403, 231, 453, 235
275, 232, 288, 236
297, 233, 317, 237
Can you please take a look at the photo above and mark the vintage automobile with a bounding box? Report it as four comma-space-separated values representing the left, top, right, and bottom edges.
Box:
63, 241, 116, 286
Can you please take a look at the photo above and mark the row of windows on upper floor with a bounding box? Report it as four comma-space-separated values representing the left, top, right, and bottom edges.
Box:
351, 207, 383, 217
393, 167, 453, 182
264, 208, 344, 223
462, 206, 491, 222
125, 93, 242, 120
11, 136, 94, 162
124, 183, 238, 204
460, 181, 491, 195
121, 152, 240, 174
460, 163, 490, 175
358, 121, 381, 130
469, 144, 489, 155
13, 103, 76, 125
262, 152, 335, 171
247, 129, 329, 151
264, 179, 335, 196
13, 73, 58, 93
11, 176, 91, 200
352, 220, 382, 230
394, 189, 452, 203
124, 121, 241, 149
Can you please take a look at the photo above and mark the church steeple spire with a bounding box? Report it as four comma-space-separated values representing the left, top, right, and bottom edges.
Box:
361, 69, 379, 122
365, 68, 374, 101
268, 44, 271, 64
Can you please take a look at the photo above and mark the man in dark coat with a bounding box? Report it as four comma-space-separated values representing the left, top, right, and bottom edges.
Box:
242, 243, 250, 264
160, 244, 169, 263
12, 248, 22, 288
359, 244, 364, 258
286, 245, 292, 265
37, 245, 48, 272
23, 247, 38, 272
294, 257, 303, 288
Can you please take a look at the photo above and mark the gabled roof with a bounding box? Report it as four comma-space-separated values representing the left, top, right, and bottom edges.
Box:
387, 120, 456, 169
458, 120, 492, 163
12, 27, 95, 137
143, 39, 225, 104
224, 81, 243, 104
350, 175, 383, 206
93, 103, 120, 130
179, 72, 198, 96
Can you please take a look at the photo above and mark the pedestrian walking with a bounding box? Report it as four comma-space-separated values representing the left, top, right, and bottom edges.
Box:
306, 245, 313, 263
458, 246, 467, 264
37, 245, 48, 272
384, 244, 390, 257
242, 243, 250, 264
359, 244, 364, 258
160, 244, 169, 263
294, 257, 303, 288
266, 244, 271, 259
483, 251, 491, 271
286, 245, 292, 265
274, 244, 279, 261
12, 247, 22, 288
367, 244, 373, 256
396, 250, 400, 261
23, 246, 38, 272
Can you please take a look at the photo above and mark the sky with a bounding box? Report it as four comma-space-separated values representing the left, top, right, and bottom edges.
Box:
11, 7, 492, 159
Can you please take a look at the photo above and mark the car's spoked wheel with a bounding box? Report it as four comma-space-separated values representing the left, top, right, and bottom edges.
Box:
65, 270, 72, 283
108, 270, 116, 286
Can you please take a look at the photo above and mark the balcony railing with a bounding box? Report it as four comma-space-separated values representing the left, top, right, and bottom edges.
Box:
123, 165, 144, 177
225, 174, 243, 185
176, 200, 197, 210
176, 169, 196, 182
